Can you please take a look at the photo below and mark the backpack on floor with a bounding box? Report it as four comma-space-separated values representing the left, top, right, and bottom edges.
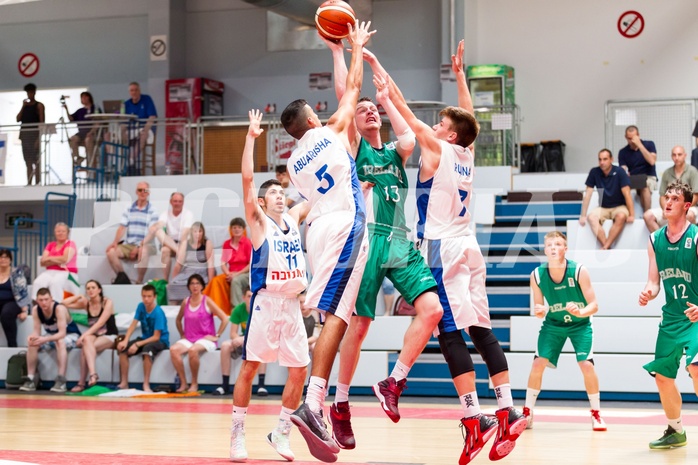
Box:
5, 351, 27, 389
113, 271, 131, 285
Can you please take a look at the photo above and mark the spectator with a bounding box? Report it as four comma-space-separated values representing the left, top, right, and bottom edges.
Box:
644, 146, 698, 232
116, 284, 169, 392
618, 125, 657, 212
691, 121, 698, 170
170, 274, 228, 393
213, 284, 254, 396
203, 217, 252, 314
143, 192, 194, 281
0, 249, 31, 348
275, 165, 303, 209
62, 280, 118, 392
16, 83, 45, 185
167, 222, 214, 303
106, 181, 158, 284
32, 222, 79, 301
579, 149, 635, 249
62, 91, 101, 167
123, 81, 157, 165
19, 288, 81, 393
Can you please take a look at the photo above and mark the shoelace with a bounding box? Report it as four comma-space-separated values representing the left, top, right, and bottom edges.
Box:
591, 410, 603, 422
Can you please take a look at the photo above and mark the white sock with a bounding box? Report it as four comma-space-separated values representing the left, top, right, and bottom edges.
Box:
27, 374, 35, 381
390, 360, 410, 382
525, 388, 540, 409
279, 406, 294, 423
494, 383, 513, 409
588, 392, 601, 411
668, 417, 683, 433
459, 391, 481, 418
334, 382, 350, 404
232, 406, 247, 422
305, 376, 327, 413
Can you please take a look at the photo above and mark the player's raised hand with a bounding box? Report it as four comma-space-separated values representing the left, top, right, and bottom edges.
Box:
347, 20, 375, 48
451, 39, 465, 75
247, 109, 264, 139
373, 73, 389, 103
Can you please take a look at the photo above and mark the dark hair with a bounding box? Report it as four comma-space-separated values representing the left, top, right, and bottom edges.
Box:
241, 281, 250, 294
85, 279, 105, 305
36, 287, 51, 297
598, 148, 613, 158
625, 125, 639, 134
230, 217, 246, 228
187, 273, 206, 289
275, 165, 288, 175
141, 284, 156, 295
439, 106, 480, 148
24, 83, 37, 93
259, 179, 283, 198
0, 249, 13, 260
80, 91, 95, 106
665, 180, 693, 204
281, 99, 312, 140
358, 96, 373, 104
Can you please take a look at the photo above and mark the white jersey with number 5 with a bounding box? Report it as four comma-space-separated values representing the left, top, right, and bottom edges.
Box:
249, 213, 308, 295
287, 126, 365, 224
416, 141, 474, 240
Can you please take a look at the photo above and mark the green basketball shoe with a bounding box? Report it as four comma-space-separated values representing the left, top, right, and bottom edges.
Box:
649, 426, 687, 450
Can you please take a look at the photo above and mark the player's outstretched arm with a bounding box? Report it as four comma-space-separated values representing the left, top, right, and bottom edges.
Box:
241, 109, 267, 247
323, 36, 360, 154
452, 40, 473, 115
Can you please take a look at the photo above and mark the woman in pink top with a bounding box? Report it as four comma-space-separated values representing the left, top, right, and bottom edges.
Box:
170, 274, 228, 392
32, 222, 78, 300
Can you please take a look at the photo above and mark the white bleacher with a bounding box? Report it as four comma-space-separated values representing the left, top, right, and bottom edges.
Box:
567, 219, 651, 250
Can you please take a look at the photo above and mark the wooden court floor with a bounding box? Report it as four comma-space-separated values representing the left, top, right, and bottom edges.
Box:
1, 391, 696, 465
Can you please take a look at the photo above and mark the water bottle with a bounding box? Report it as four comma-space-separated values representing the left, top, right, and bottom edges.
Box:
165, 161, 171, 176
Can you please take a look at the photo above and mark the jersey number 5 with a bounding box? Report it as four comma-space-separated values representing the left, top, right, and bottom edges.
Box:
315, 164, 335, 194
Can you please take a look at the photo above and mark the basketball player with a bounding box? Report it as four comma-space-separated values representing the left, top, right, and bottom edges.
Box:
375, 40, 526, 464
280, 20, 374, 463
639, 180, 698, 450
524, 231, 606, 432
321, 38, 442, 449
229, 109, 311, 462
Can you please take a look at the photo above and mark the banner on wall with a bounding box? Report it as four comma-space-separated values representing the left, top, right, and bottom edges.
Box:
0, 133, 7, 184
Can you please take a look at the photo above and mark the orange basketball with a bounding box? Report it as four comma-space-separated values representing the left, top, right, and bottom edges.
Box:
315, 0, 356, 41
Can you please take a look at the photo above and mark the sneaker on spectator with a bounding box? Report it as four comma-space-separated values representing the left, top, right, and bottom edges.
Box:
372, 377, 406, 423
230, 419, 247, 462
591, 410, 607, 431
649, 426, 687, 449
330, 401, 356, 449
257, 386, 268, 397
213, 386, 226, 396
19, 377, 36, 392
267, 419, 295, 461
50, 376, 67, 393
459, 414, 498, 465
290, 402, 339, 462
523, 406, 533, 430
489, 406, 527, 461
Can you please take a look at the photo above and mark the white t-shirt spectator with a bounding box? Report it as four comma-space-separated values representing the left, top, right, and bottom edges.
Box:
159, 208, 194, 242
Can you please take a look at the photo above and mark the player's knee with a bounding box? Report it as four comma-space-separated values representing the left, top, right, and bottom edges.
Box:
578, 359, 595, 374
531, 355, 548, 372
469, 326, 508, 376
414, 291, 443, 322
438, 330, 474, 378
687, 362, 698, 378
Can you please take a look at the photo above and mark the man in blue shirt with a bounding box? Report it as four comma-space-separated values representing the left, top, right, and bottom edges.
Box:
579, 149, 635, 249
618, 125, 657, 213
691, 121, 698, 171
123, 81, 158, 160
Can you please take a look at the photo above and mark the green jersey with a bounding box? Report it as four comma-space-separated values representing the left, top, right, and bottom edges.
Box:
533, 259, 589, 326
651, 223, 698, 326
355, 138, 408, 229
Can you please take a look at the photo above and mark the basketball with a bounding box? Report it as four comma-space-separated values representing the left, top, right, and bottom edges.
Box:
315, 0, 356, 41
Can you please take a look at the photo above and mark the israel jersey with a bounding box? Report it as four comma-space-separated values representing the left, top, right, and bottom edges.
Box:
250, 213, 308, 295
287, 126, 366, 224
415, 141, 474, 239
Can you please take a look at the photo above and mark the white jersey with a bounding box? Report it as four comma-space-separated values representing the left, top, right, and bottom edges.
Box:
416, 141, 474, 239
287, 126, 365, 224
250, 213, 307, 295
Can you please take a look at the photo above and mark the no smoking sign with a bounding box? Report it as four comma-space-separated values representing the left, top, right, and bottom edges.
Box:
18, 52, 40, 77
617, 10, 644, 39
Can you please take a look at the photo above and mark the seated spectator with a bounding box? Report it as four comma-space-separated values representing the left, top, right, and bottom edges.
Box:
143, 192, 194, 280
122, 81, 157, 168
203, 217, 252, 314
644, 146, 698, 232
106, 181, 158, 284
19, 288, 81, 393
213, 285, 254, 396
275, 165, 303, 208
62, 280, 118, 392
619, 125, 657, 212
32, 222, 79, 301
579, 149, 635, 249
170, 274, 228, 393
692, 121, 698, 171
167, 222, 215, 303
0, 249, 31, 348
116, 284, 169, 392
61, 91, 101, 167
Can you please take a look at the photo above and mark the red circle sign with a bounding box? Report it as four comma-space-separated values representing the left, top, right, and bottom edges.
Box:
617, 11, 644, 39
18, 53, 40, 77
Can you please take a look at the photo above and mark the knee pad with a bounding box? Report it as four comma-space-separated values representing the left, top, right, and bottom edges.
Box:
438, 330, 474, 378
469, 326, 508, 377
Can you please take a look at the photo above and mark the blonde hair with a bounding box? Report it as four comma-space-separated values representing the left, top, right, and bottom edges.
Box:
544, 230, 567, 244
